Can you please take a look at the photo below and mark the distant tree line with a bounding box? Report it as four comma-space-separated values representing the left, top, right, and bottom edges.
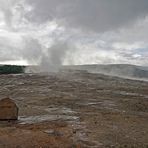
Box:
0, 65, 25, 74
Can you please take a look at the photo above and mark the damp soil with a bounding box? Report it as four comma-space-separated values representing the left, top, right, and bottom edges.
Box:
0, 71, 148, 148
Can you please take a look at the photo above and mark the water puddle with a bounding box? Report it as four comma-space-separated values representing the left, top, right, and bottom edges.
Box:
18, 106, 79, 124
77, 100, 116, 110
45, 107, 76, 114
19, 114, 79, 124
114, 91, 148, 98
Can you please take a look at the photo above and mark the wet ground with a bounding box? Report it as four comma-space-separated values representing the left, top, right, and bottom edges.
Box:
0, 70, 148, 148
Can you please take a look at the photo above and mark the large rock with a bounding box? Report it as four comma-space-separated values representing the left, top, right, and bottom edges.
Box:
0, 98, 18, 120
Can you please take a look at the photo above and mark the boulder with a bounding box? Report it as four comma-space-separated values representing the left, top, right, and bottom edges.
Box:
0, 98, 18, 120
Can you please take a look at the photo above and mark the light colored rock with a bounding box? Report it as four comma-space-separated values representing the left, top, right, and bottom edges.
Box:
0, 98, 18, 120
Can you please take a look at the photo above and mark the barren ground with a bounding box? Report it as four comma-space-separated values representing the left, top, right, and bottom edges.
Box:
0, 71, 148, 148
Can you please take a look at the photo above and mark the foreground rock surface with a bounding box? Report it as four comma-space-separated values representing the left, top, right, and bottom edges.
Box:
0, 72, 148, 147
0, 98, 18, 120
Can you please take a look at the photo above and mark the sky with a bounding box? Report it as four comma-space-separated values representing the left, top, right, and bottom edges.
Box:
0, 0, 148, 69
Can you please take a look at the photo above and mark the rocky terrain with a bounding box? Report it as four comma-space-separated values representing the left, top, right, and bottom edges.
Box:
0, 70, 148, 148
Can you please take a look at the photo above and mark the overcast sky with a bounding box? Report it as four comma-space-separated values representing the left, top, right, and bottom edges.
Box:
0, 0, 148, 67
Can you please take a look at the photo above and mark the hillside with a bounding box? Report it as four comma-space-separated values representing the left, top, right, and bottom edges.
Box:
63, 64, 148, 80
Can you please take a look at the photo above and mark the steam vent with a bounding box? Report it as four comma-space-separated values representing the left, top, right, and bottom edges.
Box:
0, 98, 18, 120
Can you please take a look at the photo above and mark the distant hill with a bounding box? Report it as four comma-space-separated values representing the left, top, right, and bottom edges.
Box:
20, 64, 148, 80
63, 64, 148, 80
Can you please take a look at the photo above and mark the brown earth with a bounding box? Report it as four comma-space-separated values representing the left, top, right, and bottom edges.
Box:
0, 71, 148, 148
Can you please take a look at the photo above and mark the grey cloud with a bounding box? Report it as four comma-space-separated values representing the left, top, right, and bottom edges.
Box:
0, 0, 148, 68
25, 0, 70, 23
0, 46, 22, 62
21, 38, 42, 64
0, 0, 19, 26
0, 35, 22, 61
26, 0, 148, 32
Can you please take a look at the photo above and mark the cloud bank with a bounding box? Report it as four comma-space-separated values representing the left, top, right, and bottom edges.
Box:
0, 0, 148, 71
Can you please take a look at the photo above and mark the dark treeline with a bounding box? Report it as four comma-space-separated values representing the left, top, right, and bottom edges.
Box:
0, 65, 25, 74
